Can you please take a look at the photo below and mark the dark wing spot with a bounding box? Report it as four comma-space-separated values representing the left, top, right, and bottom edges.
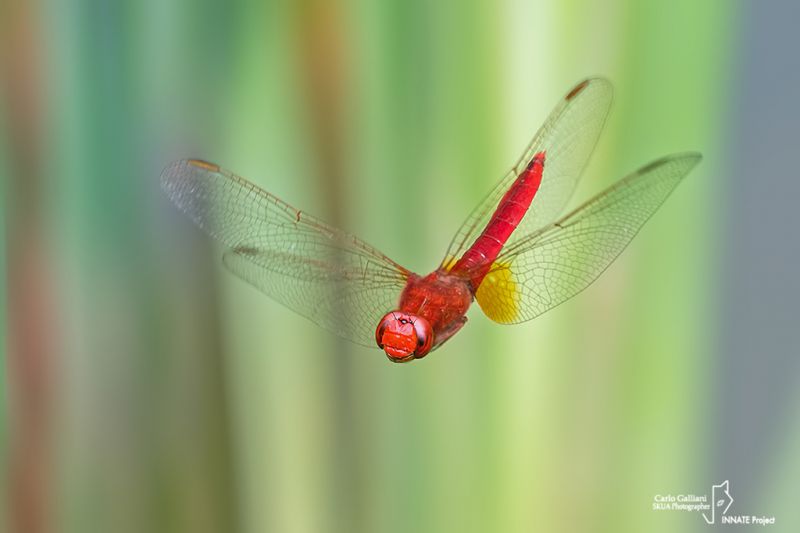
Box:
231, 245, 260, 256
638, 158, 667, 174
187, 159, 221, 172
565, 79, 590, 101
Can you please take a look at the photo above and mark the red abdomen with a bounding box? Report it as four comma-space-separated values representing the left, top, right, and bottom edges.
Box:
450, 152, 545, 289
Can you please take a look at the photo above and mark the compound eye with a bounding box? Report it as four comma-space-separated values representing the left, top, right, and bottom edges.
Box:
412, 317, 433, 357
375, 316, 389, 348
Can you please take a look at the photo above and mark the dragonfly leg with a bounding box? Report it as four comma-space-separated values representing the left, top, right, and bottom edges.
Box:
431, 316, 468, 351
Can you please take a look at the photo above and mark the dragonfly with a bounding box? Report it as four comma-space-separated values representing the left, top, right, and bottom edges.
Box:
162, 78, 701, 363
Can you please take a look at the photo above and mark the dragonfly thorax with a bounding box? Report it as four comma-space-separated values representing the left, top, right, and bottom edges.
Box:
375, 312, 433, 363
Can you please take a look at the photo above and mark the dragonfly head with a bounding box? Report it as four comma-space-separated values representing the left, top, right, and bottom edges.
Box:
375, 312, 433, 362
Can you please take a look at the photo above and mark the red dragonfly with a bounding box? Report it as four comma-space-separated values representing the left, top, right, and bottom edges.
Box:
162, 78, 701, 363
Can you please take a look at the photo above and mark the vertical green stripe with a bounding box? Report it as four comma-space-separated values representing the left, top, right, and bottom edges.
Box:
606, 1, 735, 531
0, 92, 7, 515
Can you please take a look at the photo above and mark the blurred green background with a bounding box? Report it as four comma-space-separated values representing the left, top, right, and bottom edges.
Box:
2, 0, 799, 532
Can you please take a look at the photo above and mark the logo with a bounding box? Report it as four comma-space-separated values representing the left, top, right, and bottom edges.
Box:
702, 480, 733, 524
652, 480, 775, 526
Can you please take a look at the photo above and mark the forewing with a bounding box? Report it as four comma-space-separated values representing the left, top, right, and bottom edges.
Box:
442, 78, 613, 267
473, 153, 702, 324
161, 159, 410, 347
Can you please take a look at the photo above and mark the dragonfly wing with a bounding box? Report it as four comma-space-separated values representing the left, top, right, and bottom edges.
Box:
161, 159, 410, 347
442, 78, 613, 267
473, 153, 702, 324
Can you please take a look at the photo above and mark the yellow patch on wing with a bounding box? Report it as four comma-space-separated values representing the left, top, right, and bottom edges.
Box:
441, 255, 458, 272
475, 262, 519, 324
